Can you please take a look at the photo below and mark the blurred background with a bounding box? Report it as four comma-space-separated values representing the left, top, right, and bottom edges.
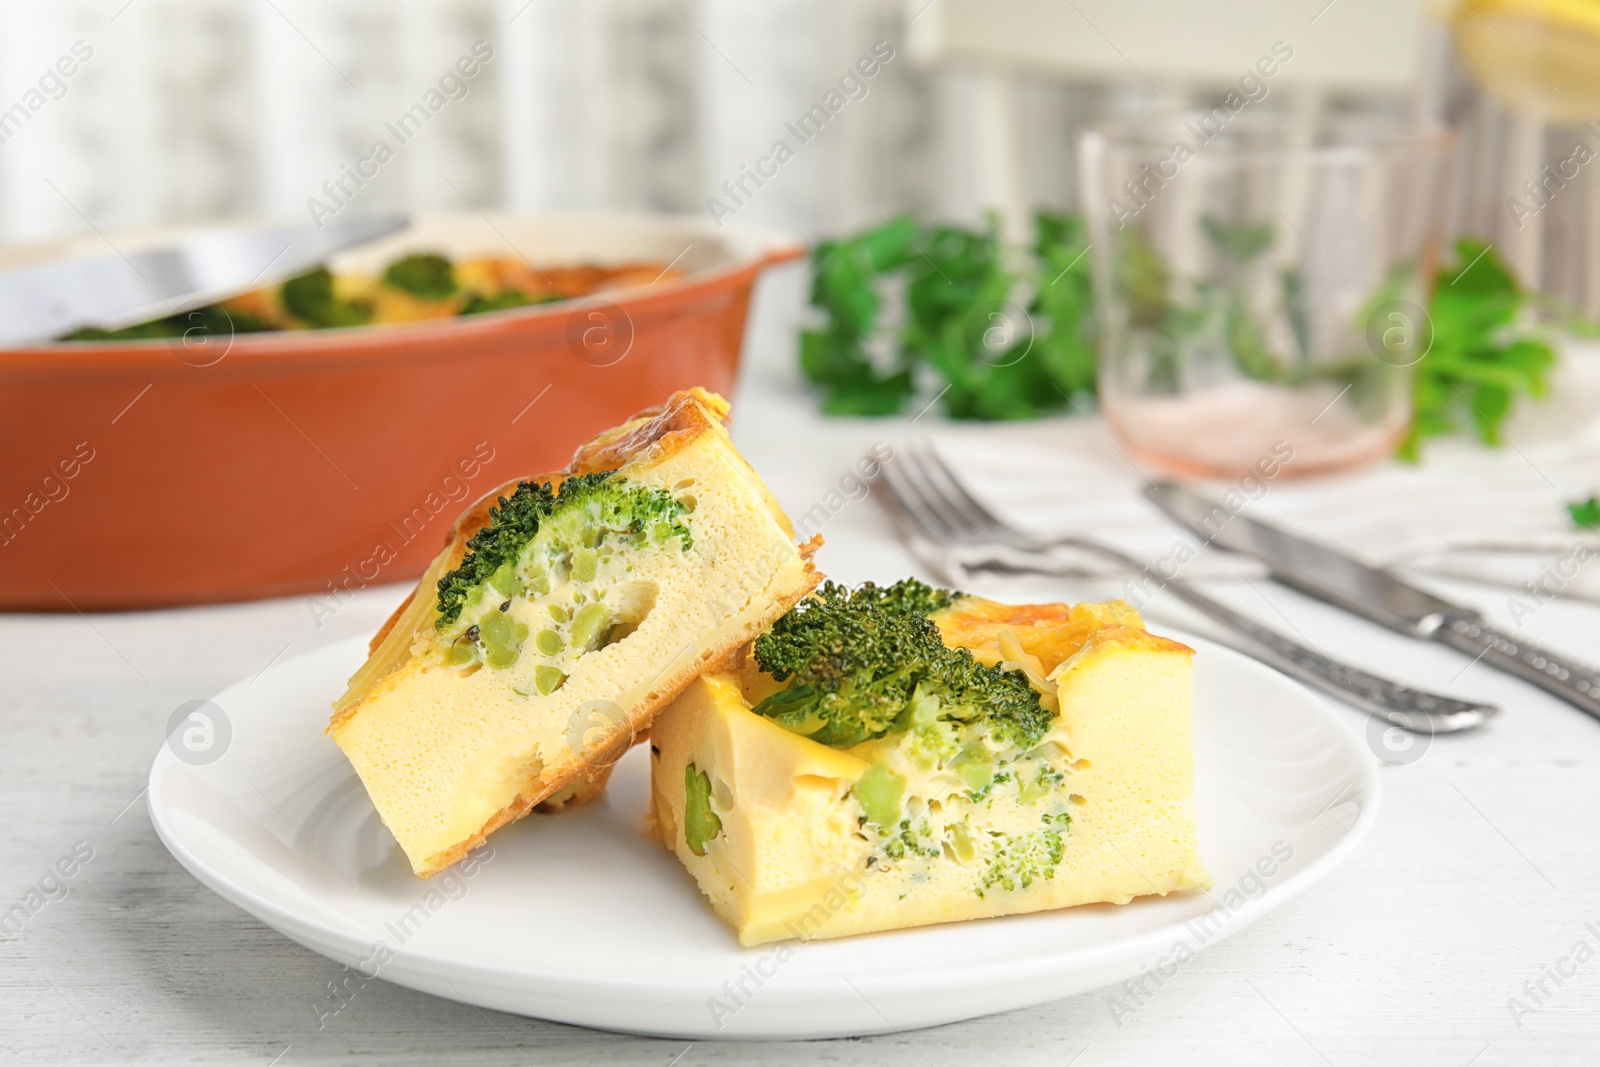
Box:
6, 0, 1596, 306
0, 0, 972, 243
0, 0, 1421, 243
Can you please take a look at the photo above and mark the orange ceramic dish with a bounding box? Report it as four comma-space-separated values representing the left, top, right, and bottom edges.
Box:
0, 213, 800, 611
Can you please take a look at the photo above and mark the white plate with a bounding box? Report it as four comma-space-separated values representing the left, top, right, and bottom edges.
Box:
149, 631, 1379, 1040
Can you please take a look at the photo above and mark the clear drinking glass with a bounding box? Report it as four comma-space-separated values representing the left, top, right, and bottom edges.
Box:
1080, 112, 1453, 478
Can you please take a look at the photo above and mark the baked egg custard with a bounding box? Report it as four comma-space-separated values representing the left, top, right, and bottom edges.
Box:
330, 389, 820, 876
649, 582, 1209, 944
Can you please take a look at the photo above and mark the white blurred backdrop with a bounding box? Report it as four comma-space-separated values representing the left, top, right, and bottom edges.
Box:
0, 0, 1010, 243
0, 0, 1423, 246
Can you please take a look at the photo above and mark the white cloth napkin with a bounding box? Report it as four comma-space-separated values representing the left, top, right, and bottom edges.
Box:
927, 344, 1600, 606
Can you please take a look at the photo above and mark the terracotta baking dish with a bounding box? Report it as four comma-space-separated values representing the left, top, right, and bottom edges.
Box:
0, 213, 801, 612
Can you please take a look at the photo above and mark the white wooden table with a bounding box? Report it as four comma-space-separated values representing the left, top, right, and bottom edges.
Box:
5, 265, 1599, 1065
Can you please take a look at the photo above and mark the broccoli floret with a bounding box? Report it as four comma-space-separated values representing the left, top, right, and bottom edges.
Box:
751, 579, 1050, 752
883, 817, 942, 861
961, 768, 1014, 805
1019, 760, 1066, 802
977, 813, 1071, 897
461, 289, 563, 316
905, 686, 960, 767
382, 253, 457, 300
65, 305, 273, 342
434, 470, 691, 628
281, 267, 372, 328
867, 577, 959, 618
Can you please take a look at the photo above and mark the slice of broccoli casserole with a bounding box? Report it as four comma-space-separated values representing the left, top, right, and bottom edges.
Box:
329, 390, 821, 877
648, 580, 1210, 944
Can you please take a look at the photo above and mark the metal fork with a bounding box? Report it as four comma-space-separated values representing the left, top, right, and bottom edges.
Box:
877, 440, 1498, 734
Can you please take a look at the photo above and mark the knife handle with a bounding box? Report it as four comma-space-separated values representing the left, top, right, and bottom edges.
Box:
1146, 579, 1497, 733
1433, 616, 1600, 721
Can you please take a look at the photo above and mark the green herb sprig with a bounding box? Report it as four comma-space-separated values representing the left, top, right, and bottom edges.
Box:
800, 218, 1588, 462
799, 212, 1095, 419
1398, 239, 1563, 461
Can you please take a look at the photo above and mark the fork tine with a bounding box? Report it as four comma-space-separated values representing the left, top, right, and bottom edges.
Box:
895, 441, 989, 542
878, 446, 961, 544
913, 443, 1025, 542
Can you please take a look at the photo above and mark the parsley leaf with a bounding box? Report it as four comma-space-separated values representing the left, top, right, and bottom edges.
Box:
798, 212, 1095, 419
1570, 495, 1600, 529
1397, 239, 1561, 460
798, 218, 920, 415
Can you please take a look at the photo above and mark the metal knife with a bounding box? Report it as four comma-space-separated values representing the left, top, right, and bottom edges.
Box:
0, 211, 408, 347
1146, 480, 1600, 721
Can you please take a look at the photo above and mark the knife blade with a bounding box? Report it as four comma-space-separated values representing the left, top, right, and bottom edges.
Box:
1145, 480, 1600, 722
0, 211, 408, 347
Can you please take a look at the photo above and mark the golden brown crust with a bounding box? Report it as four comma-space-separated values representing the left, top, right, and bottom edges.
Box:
533, 765, 615, 813
367, 590, 415, 656
415, 534, 824, 876
566, 387, 730, 476
1076, 624, 1195, 659
935, 597, 1164, 675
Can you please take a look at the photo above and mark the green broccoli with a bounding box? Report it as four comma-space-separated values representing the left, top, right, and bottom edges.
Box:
977, 813, 1071, 896
883, 815, 944, 861
460, 289, 563, 316
868, 577, 959, 618
281, 267, 372, 328
851, 761, 906, 827
750, 578, 1050, 752
66, 305, 273, 342
382, 252, 458, 300
434, 470, 692, 629
683, 762, 722, 856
